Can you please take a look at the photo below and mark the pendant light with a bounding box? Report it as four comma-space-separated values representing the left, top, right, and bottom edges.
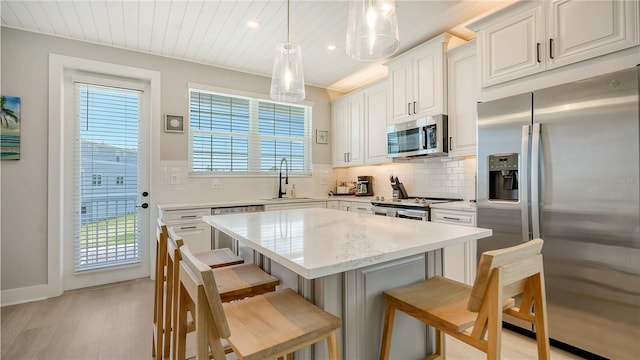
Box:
270, 0, 305, 102
345, 0, 400, 61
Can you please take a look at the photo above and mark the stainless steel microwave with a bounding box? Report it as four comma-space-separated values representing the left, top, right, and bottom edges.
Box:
387, 115, 448, 158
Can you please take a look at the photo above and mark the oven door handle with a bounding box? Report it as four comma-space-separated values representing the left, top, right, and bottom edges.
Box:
396, 209, 428, 221
371, 206, 389, 216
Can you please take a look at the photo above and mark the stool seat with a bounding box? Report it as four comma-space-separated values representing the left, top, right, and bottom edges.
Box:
383, 277, 515, 335
224, 288, 342, 360
195, 248, 244, 269
214, 264, 281, 303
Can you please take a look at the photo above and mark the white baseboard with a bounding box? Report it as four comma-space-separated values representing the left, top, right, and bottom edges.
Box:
1, 284, 49, 307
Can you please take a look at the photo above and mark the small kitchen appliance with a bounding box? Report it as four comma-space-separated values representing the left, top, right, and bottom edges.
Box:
355, 176, 373, 196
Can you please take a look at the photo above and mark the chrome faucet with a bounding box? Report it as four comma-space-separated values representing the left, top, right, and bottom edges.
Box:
278, 157, 289, 198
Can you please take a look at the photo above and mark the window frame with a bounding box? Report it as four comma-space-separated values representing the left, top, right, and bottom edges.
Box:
187, 83, 313, 177
92, 173, 103, 187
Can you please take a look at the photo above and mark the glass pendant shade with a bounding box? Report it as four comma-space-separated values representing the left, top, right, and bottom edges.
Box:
270, 41, 305, 102
345, 0, 400, 61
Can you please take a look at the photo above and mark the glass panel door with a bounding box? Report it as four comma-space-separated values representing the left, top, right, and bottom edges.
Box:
75, 83, 142, 271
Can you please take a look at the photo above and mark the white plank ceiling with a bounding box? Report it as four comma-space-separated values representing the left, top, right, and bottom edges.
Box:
1, 0, 513, 92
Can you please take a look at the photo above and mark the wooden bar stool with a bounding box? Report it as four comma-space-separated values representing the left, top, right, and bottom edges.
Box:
176, 244, 342, 360
167, 227, 281, 360
153, 219, 247, 359
380, 238, 549, 360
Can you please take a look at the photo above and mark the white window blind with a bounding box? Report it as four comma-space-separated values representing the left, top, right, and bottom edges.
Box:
74, 83, 142, 271
189, 89, 312, 175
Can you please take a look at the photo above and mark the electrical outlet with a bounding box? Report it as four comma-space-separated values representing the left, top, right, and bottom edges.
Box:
320, 177, 327, 185
170, 174, 179, 185
212, 179, 222, 190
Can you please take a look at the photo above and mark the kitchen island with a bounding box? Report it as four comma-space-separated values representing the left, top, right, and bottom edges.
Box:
203, 208, 492, 359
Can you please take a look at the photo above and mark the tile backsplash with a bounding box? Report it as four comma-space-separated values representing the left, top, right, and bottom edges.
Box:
156, 157, 476, 206
333, 157, 477, 201
156, 161, 338, 205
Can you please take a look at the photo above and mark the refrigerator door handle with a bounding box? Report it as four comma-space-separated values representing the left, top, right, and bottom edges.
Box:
521, 125, 531, 241
531, 123, 541, 238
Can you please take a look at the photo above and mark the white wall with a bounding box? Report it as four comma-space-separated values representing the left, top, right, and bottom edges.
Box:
0, 27, 339, 295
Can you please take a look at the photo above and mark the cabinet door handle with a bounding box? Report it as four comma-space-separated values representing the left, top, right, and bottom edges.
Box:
348, 152, 351, 162
549, 38, 554, 59
536, 43, 541, 63
443, 216, 461, 221
449, 136, 452, 151
413, 101, 417, 114
180, 226, 197, 230
181, 215, 197, 219
407, 103, 411, 116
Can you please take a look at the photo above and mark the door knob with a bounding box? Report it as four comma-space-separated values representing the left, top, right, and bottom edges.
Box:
137, 203, 149, 209
141, 191, 149, 197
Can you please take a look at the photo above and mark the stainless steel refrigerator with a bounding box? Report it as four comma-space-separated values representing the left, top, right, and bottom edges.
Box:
476, 66, 640, 359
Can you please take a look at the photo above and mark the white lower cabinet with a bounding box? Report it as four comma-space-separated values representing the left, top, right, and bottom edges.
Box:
326, 200, 340, 210
159, 207, 212, 253
264, 201, 327, 211
337, 200, 372, 213
431, 207, 477, 285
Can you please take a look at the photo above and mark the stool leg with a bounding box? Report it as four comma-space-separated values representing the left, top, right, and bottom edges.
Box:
163, 257, 174, 359
176, 284, 188, 360
379, 302, 396, 360
327, 330, 339, 360
425, 329, 444, 360
532, 274, 550, 360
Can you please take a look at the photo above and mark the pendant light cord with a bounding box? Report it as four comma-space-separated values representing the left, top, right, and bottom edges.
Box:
287, 0, 290, 43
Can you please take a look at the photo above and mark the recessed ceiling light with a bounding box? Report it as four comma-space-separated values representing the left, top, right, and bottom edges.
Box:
247, 20, 260, 29
327, 44, 337, 51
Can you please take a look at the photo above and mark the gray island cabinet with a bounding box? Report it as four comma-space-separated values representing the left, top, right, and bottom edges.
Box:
203, 208, 491, 359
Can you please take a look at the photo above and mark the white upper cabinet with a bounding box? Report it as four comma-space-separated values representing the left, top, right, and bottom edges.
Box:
469, 0, 639, 87
364, 81, 391, 165
332, 92, 364, 167
447, 40, 479, 158
386, 33, 464, 124
332, 80, 389, 168
547, 0, 639, 68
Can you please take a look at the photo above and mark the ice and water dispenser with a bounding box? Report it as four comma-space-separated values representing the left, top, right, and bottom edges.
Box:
488, 154, 519, 201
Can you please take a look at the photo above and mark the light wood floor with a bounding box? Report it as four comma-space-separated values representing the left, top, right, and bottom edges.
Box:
1, 278, 584, 360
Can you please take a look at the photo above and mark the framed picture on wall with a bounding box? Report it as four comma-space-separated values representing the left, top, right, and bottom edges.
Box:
316, 129, 328, 144
1, 95, 21, 160
165, 115, 184, 133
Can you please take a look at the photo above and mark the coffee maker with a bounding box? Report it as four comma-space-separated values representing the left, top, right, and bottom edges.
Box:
355, 176, 374, 196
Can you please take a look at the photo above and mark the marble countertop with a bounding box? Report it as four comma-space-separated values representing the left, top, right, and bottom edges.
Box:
203, 208, 491, 279
430, 200, 477, 211
158, 196, 374, 211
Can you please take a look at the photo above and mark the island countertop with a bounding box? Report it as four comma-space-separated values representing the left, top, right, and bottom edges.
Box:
203, 208, 492, 279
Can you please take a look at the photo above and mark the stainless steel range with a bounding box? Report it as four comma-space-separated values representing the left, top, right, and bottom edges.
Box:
371, 197, 462, 221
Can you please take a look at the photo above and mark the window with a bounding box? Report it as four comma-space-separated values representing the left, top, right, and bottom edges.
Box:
189, 88, 312, 175
92, 174, 102, 186
115, 175, 125, 186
